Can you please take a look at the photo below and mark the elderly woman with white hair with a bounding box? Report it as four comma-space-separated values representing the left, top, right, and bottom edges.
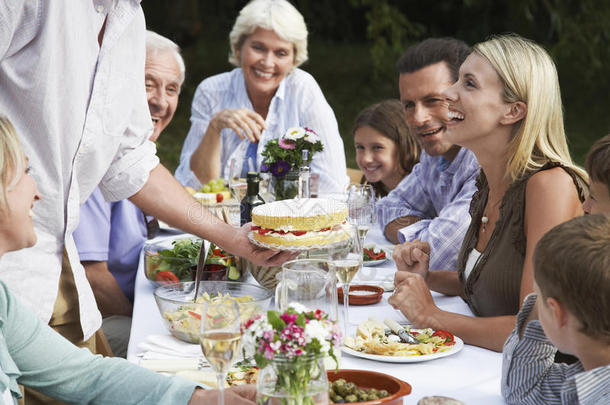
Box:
175, 0, 348, 193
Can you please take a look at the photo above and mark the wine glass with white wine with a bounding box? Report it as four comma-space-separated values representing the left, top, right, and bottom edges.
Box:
200, 297, 241, 405
328, 223, 362, 336
347, 184, 376, 245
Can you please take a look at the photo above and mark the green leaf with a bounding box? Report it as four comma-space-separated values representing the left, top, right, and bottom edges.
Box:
267, 310, 286, 331
296, 313, 306, 327
254, 352, 270, 369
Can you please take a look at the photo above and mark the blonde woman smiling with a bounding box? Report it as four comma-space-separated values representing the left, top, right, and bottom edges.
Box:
390, 34, 587, 352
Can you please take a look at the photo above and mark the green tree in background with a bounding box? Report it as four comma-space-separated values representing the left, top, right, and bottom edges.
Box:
143, 0, 609, 172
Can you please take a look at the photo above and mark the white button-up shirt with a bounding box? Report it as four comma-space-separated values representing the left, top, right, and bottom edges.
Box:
0, 0, 158, 339
175, 68, 349, 193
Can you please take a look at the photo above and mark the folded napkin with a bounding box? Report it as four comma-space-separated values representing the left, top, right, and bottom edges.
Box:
140, 358, 207, 373
137, 334, 202, 359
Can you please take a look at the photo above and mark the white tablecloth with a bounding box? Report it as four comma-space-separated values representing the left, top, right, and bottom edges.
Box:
127, 227, 504, 405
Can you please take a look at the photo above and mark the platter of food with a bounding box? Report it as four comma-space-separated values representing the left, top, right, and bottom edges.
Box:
173, 364, 259, 388
342, 319, 463, 363
363, 246, 389, 266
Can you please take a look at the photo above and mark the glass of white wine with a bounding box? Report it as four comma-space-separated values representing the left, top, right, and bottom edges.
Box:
328, 223, 362, 336
347, 184, 376, 245
200, 297, 242, 405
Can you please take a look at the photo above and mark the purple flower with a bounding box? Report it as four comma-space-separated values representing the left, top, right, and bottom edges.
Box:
278, 137, 296, 150
271, 160, 291, 177
260, 163, 269, 172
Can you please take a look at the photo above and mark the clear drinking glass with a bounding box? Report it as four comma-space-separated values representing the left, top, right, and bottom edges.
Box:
228, 158, 247, 202
200, 298, 242, 405
327, 223, 362, 335
276, 259, 338, 322
347, 184, 376, 245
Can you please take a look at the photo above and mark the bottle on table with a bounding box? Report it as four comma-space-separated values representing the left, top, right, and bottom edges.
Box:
298, 149, 310, 199
240, 172, 265, 226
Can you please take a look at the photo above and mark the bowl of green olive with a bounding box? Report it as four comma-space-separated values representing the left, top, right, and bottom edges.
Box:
327, 369, 411, 404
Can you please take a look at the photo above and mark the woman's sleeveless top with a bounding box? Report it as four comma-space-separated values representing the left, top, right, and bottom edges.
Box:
456, 163, 586, 317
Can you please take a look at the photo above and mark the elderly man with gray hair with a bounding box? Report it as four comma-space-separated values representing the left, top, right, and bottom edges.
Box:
72, 30, 185, 359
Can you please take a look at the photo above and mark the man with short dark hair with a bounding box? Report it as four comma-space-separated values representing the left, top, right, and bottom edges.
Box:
377, 38, 479, 271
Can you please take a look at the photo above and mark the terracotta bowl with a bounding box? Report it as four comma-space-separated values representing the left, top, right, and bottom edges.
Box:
337, 285, 384, 305
327, 369, 411, 404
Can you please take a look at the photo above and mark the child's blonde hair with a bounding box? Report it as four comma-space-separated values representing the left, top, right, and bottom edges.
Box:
0, 115, 27, 212
534, 214, 610, 343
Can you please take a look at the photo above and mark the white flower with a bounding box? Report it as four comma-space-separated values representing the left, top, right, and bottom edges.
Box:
284, 127, 305, 141
305, 320, 331, 353
242, 316, 273, 358
287, 302, 309, 313
304, 129, 320, 143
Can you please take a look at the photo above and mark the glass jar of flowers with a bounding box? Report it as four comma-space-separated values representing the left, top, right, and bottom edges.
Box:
260, 127, 324, 200
243, 306, 341, 405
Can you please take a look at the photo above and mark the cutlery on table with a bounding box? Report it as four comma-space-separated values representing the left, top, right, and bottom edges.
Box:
384, 318, 420, 344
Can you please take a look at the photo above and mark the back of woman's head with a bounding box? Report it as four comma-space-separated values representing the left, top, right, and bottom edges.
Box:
0, 115, 26, 212
473, 34, 586, 181
229, 0, 308, 68
353, 99, 420, 175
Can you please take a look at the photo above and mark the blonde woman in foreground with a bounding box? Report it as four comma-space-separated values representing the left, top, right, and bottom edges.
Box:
390, 34, 587, 352
0, 116, 255, 404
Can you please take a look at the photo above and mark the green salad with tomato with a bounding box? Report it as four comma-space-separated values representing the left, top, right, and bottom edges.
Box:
363, 246, 387, 262
145, 239, 241, 284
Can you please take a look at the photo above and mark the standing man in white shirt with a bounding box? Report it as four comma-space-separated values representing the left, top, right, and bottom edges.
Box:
0, 0, 289, 373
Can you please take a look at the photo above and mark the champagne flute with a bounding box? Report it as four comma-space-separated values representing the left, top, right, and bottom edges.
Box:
200, 297, 242, 405
228, 158, 247, 201
328, 223, 362, 335
347, 184, 376, 245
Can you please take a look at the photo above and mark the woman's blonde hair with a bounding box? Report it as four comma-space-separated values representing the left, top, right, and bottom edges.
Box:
473, 34, 587, 181
0, 115, 27, 212
228, 0, 308, 68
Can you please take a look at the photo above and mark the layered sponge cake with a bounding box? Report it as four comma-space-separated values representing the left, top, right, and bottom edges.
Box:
251, 198, 350, 247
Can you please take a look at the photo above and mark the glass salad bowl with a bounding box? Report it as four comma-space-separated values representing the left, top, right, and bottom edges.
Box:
153, 280, 273, 344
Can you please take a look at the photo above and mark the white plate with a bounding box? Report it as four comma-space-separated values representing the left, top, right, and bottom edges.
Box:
342, 334, 464, 363
363, 247, 390, 266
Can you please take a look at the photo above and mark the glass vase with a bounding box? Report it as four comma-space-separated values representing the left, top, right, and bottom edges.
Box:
272, 170, 299, 200
256, 354, 328, 405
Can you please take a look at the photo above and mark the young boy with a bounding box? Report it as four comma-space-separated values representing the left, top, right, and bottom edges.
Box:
582, 134, 610, 214
501, 214, 610, 405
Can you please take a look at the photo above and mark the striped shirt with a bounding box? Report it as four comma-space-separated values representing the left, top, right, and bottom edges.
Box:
175, 67, 348, 193
502, 294, 610, 405
376, 147, 479, 271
